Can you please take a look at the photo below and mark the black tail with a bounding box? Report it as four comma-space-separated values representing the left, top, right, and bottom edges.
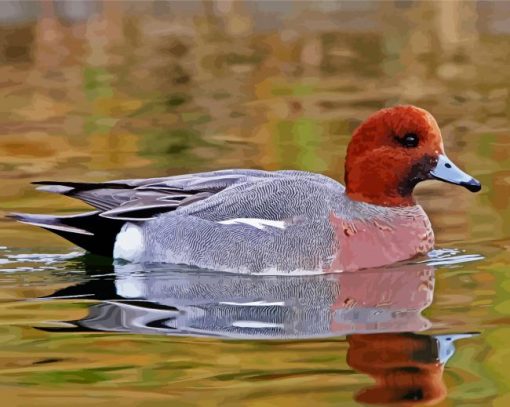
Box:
8, 211, 123, 257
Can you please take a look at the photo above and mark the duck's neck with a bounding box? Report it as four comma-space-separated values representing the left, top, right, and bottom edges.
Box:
343, 139, 431, 207
344, 157, 417, 207
346, 189, 415, 207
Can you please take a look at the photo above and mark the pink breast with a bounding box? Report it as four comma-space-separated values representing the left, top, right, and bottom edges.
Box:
326, 208, 434, 272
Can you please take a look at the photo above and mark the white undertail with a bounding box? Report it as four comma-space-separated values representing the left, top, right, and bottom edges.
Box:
113, 223, 144, 262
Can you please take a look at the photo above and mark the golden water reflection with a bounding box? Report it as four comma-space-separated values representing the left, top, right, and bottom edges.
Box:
0, 1, 509, 405
40, 260, 473, 406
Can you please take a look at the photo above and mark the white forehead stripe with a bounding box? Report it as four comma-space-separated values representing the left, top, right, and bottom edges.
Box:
218, 218, 286, 230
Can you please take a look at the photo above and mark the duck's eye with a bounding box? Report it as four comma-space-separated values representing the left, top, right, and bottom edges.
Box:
396, 133, 419, 148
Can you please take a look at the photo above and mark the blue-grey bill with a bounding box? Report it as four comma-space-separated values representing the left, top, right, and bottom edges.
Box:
430, 154, 481, 192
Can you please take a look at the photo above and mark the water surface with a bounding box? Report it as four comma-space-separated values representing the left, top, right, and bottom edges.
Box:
1, 2, 510, 405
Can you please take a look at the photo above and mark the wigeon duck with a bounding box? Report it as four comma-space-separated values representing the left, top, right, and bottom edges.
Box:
11, 105, 481, 273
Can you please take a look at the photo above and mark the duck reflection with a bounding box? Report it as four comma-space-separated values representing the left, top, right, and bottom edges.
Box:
44, 261, 475, 405
48, 262, 435, 338
348, 332, 475, 405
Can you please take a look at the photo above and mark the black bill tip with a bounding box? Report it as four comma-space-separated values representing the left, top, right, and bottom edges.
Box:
460, 178, 482, 193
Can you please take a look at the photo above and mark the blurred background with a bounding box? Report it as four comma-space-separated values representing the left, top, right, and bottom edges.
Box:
0, 1, 510, 405
1, 0, 509, 248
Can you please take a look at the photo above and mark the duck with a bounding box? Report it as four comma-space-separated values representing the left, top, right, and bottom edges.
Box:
11, 105, 481, 273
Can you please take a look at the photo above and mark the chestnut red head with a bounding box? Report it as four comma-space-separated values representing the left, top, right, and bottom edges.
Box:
345, 105, 481, 207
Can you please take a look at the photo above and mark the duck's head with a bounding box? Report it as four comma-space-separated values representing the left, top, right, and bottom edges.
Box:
345, 105, 481, 207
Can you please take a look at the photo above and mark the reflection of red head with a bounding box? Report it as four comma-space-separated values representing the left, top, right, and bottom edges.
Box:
347, 333, 447, 406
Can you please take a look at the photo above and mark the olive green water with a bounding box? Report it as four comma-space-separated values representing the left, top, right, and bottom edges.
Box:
1, 2, 510, 406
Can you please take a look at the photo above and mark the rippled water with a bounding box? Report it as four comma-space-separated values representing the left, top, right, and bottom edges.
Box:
1, 2, 510, 405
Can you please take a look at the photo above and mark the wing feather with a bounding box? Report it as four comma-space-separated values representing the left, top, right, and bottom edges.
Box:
31, 170, 264, 219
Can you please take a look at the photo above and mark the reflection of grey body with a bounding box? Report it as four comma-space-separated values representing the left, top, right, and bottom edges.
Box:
71, 263, 434, 339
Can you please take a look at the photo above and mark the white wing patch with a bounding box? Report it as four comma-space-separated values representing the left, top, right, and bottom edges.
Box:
232, 321, 285, 329
218, 218, 286, 230
113, 223, 144, 262
220, 300, 285, 306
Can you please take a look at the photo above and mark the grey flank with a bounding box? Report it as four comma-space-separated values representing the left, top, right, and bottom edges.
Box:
12, 169, 421, 273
